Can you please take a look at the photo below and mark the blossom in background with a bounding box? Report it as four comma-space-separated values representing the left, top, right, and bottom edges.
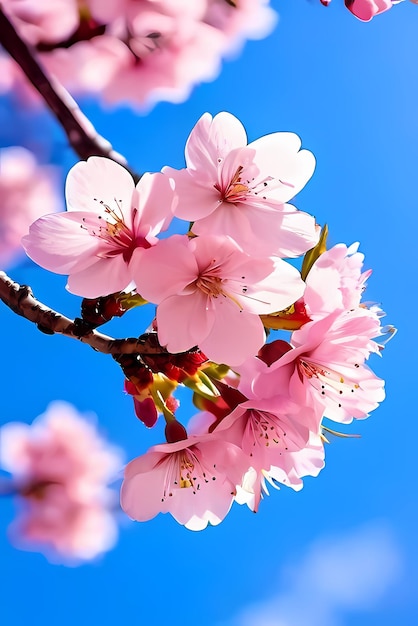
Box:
2, 0, 277, 108
22, 156, 176, 298
163, 111, 318, 257
121, 434, 248, 530
1, 0, 79, 45
0, 146, 62, 268
0, 402, 123, 563
132, 233, 306, 365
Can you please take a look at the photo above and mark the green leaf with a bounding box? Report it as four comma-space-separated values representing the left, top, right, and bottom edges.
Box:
301, 224, 329, 281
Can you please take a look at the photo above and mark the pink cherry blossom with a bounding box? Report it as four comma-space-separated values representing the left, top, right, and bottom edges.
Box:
163, 112, 318, 256
344, 0, 399, 20
303, 242, 372, 318
22, 156, 176, 298
0, 402, 122, 562
235, 431, 325, 511
36, 1, 225, 109
212, 395, 322, 509
250, 308, 386, 424
2, 0, 79, 46
132, 233, 306, 365
0, 147, 62, 268
121, 435, 248, 530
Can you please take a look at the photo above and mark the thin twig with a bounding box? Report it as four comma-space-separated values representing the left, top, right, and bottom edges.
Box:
0, 271, 163, 356
0, 6, 140, 182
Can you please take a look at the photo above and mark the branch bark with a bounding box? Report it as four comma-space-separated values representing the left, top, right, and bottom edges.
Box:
0, 6, 140, 182
0, 271, 163, 356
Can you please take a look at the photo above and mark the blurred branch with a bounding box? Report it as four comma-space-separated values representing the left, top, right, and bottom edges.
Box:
0, 271, 164, 356
0, 6, 140, 182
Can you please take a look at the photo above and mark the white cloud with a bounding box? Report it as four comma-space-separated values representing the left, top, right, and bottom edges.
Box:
227, 521, 403, 626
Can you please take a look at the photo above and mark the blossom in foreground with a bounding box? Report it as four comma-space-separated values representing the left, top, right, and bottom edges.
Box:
22, 156, 176, 297
235, 431, 325, 511
163, 112, 318, 256
0, 146, 62, 268
121, 435, 248, 530
302, 242, 371, 318
132, 233, 306, 365
0, 402, 122, 563
210, 394, 323, 510
250, 308, 386, 424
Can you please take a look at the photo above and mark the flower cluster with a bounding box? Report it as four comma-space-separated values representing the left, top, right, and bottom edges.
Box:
22, 112, 393, 530
0, 402, 123, 562
2, 0, 276, 108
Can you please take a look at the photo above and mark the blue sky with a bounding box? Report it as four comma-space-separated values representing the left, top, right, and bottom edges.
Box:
1, 1, 418, 625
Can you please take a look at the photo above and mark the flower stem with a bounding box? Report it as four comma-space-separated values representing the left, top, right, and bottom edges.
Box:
0, 6, 140, 182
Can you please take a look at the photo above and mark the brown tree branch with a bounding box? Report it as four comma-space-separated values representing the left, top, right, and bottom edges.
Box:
0, 6, 140, 182
0, 271, 164, 356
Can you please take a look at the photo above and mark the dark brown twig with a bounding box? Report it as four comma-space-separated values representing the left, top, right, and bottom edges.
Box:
0, 271, 163, 356
0, 6, 140, 182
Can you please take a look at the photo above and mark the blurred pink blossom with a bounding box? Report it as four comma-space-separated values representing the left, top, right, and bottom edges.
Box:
204, 0, 277, 49
22, 156, 176, 297
2, 0, 79, 45
0, 146, 62, 268
2, 0, 278, 108
0, 401, 123, 563
163, 112, 318, 257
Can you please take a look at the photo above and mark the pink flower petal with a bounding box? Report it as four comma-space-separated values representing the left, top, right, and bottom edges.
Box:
67, 254, 132, 298
22, 212, 100, 274
132, 235, 198, 302
250, 132, 316, 203
200, 300, 266, 365
66, 157, 135, 225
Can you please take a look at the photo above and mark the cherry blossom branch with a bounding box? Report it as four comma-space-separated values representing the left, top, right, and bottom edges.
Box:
0, 271, 164, 356
0, 6, 140, 182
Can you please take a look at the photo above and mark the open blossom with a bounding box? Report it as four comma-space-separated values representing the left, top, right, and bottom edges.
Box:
121, 435, 248, 530
0, 146, 62, 268
132, 233, 306, 365
0, 402, 122, 562
235, 431, 325, 511
22, 156, 176, 298
250, 308, 386, 424
211, 394, 323, 510
163, 112, 318, 257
